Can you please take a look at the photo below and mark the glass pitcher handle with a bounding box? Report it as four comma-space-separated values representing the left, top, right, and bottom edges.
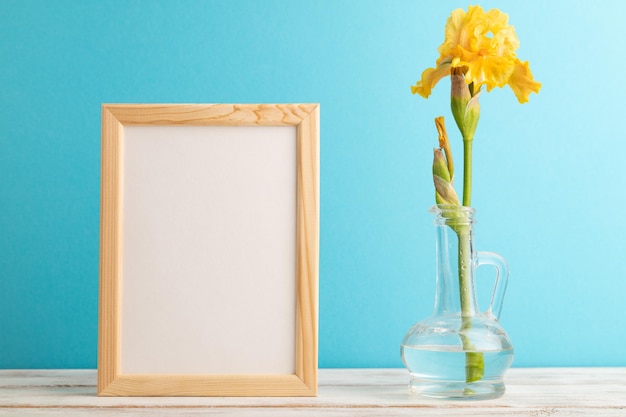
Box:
476, 251, 510, 320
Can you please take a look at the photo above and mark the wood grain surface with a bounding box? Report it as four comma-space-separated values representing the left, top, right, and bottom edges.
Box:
2, 368, 625, 416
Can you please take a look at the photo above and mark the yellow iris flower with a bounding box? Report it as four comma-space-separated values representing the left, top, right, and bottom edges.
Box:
412, 5, 541, 104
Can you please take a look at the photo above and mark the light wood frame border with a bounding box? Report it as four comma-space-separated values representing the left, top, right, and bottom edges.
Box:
98, 104, 319, 396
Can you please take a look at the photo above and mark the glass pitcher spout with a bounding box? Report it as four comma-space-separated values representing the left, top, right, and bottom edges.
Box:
401, 205, 514, 400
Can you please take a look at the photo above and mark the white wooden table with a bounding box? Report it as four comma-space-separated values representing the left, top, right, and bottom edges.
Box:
1, 368, 625, 416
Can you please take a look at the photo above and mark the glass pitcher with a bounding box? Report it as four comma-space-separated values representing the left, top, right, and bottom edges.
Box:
401, 205, 514, 400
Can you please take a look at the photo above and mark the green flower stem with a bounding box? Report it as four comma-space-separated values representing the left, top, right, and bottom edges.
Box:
457, 227, 484, 382
460, 137, 484, 383
457, 228, 472, 317
462, 139, 473, 207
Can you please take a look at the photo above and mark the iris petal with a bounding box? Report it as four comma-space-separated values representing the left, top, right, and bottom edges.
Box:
508, 60, 542, 104
414, 5, 540, 102
411, 62, 452, 98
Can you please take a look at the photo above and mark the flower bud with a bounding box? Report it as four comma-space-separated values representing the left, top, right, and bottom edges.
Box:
433, 148, 460, 205
435, 116, 453, 179
451, 69, 480, 142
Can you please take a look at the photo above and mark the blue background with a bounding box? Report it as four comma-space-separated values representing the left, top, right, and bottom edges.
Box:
2, 0, 625, 369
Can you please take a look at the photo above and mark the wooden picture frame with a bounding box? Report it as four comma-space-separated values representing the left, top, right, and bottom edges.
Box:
98, 104, 319, 396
